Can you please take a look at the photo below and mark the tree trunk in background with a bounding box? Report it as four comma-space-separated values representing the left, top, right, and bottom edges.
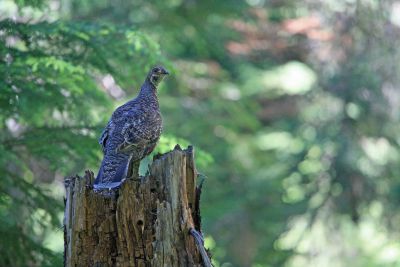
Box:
64, 146, 210, 267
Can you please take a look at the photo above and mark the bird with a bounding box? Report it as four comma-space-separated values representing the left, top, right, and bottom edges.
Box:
94, 66, 169, 189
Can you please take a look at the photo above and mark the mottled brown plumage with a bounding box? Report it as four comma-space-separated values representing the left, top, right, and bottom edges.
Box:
95, 66, 168, 188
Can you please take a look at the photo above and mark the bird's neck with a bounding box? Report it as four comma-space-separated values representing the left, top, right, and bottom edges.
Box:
138, 79, 159, 106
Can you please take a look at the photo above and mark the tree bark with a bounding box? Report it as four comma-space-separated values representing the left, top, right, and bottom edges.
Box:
64, 145, 211, 267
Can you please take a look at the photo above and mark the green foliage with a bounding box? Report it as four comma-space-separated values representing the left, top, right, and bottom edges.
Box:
0, 6, 162, 265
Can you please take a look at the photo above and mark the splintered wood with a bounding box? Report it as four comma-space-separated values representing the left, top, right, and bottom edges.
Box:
64, 146, 208, 267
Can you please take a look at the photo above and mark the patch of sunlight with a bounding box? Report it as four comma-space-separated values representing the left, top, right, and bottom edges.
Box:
39, 180, 68, 203
308, 179, 330, 209
282, 172, 302, 189
140, 135, 214, 174
31, 208, 50, 236
0, 0, 18, 18
258, 131, 291, 150
204, 235, 228, 267
359, 220, 386, 252
298, 159, 325, 175
391, 2, 400, 27
276, 215, 308, 250
369, 201, 383, 219
345, 102, 361, 119
204, 235, 216, 250
1, 0, 55, 21
43, 227, 64, 253
282, 173, 305, 203
283, 184, 305, 203
308, 193, 324, 209
285, 255, 308, 267
193, 62, 209, 75
307, 145, 322, 159
360, 137, 395, 165
32, 208, 63, 253
257, 131, 304, 154
220, 83, 241, 101
158, 135, 214, 166
296, 220, 326, 254
291, 139, 305, 154
358, 217, 400, 265
357, 157, 380, 177
261, 61, 316, 95
377, 244, 400, 264
233, 140, 254, 168
280, 206, 400, 267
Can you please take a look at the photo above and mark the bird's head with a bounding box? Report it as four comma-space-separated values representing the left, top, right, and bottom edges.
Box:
147, 66, 169, 87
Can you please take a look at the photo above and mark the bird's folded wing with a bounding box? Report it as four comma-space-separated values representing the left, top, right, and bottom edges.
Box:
117, 113, 160, 153
99, 121, 113, 153
116, 122, 146, 153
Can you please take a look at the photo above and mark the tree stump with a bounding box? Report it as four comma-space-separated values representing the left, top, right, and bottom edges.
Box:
64, 146, 211, 267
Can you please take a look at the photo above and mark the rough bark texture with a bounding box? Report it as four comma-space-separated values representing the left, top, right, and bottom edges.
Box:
64, 146, 209, 267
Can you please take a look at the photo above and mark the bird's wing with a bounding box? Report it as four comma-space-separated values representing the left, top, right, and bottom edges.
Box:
116, 120, 147, 153
99, 103, 132, 153
98, 120, 113, 153
116, 111, 159, 153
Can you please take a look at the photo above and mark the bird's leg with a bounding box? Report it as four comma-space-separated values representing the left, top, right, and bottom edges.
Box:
126, 158, 140, 181
116, 141, 138, 153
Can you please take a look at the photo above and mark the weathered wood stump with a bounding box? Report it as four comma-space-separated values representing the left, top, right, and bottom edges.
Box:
64, 146, 211, 267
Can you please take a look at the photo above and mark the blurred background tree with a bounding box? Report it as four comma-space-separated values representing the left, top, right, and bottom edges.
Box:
1, 0, 400, 266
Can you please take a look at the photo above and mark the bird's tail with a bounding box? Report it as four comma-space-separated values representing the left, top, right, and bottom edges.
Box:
94, 156, 130, 189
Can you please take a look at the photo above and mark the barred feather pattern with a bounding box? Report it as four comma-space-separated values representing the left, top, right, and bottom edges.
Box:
95, 76, 163, 185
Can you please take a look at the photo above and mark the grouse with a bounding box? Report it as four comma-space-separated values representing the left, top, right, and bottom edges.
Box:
94, 66, 169, 189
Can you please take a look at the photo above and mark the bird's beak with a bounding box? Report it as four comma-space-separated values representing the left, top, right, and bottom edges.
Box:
162, 69, 169, 75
